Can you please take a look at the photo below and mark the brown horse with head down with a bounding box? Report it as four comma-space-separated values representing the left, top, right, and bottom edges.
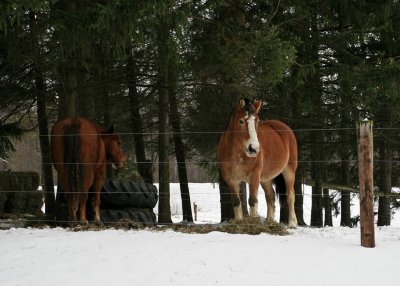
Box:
218, 98, 298, 227
51, 117, 125, 224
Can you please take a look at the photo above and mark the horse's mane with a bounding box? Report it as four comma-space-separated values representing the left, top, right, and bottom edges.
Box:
242, 98, 252, 114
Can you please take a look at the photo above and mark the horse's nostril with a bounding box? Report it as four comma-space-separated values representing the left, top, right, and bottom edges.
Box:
249, 144, 258, 154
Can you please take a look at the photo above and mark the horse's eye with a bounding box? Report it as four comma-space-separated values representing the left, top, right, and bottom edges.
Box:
239, 119, 245, 125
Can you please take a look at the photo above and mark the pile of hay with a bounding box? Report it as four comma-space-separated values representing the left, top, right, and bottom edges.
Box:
67, 217, 288, 236
70, 219, 148, 232
172, 217, 288, 236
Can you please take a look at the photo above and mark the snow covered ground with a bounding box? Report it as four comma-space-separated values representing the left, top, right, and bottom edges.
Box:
1, 183, 400, 286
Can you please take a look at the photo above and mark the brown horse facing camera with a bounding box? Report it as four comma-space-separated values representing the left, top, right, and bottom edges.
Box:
218, 98, 298, 227
51, 117, 125, 224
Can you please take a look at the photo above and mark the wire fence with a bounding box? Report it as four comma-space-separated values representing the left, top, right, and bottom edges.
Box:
1, 184, 399, 229
1, 126, 400, 228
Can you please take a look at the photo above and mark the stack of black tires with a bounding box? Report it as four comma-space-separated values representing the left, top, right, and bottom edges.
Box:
56, 179, 158, 225
100, 179, 158, 225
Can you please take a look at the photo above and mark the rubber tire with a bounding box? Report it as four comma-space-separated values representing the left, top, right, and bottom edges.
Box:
100, 179, 158, 209
100, 208, 156, 225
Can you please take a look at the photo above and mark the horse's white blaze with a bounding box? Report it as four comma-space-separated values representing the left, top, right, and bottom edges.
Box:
246, 115, 260, 156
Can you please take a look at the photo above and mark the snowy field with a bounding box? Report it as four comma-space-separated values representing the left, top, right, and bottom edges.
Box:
1, 183, 400, 286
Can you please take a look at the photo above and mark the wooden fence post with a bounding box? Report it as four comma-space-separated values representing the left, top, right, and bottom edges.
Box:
357, 120, 375, 248
193, 202, 198, 222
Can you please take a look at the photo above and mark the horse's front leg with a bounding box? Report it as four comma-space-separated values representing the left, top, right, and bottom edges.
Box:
226, 181, 243, 220
248, 178, 260, 217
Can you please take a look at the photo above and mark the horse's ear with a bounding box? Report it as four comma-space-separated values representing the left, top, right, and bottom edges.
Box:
108, 125, 115, 134
253, 100, 262, 113
238, 98, 246, 109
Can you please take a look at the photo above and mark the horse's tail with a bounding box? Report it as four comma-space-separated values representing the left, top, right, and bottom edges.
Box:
63, 122, 83, 215
274, 173, 288, 224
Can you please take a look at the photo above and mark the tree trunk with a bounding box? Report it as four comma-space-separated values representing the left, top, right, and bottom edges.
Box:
214, 1, 247, 222
56, 1, 78, 119
169, 58, 193, 223
77, 61, 95, 119
337, 6, 353, 227
219, 170, 234, 222
279, 177, 289, 224
30, 12, 55, 218
289, 74, 306, 226
323, 188, 332, 226
157, 18, 172, 224
36, 73, 56, 219
52, 0, 79, 223
65, 65, 77, 117
310, 130, 328, 227
294, 165, 306, 226
377, 141, 392, 226
103, 90, 113, 178
57, 51, 77, 119
309, 2, 325, 227
339, 129, 352, 226
310, 176, 323, 227
310, 136, 325, 227
240, 182, 248, 217
127, 49, 153, 183
338, 92, 352, 226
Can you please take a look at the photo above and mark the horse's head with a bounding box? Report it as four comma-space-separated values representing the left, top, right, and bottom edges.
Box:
230, 98, 262, 158
101, 126, 126, 169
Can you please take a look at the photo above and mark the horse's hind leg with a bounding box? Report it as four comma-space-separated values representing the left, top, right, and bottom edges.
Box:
282, 169, 298, 228
92, 184, 101, 224
78, 175, 93, 224
66, 194, 78, 223
78, 193, 89, 225
92, 170, 105, 224
261, 181, 275, 223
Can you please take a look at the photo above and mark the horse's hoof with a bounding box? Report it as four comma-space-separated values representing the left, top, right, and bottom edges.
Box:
94, 219, 103, 226
266, 218, 276, 224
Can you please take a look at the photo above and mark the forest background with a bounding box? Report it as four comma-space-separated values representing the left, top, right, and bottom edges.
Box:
0, 0, 399, 226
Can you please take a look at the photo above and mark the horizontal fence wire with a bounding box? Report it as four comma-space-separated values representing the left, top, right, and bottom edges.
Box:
37, 127, 360, 137
1, 126, 399, 139
1, 189, 400, 197
1, 125, 400, 228
37, 160, 400, 165
0, 219, 298, 228
3, 126, 396, 164
30, 126, 400, 136
0, 190, 363, 195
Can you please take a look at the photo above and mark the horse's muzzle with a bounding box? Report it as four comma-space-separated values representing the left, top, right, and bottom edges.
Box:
246, 143, 259, 157
113, 161, 125, 169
